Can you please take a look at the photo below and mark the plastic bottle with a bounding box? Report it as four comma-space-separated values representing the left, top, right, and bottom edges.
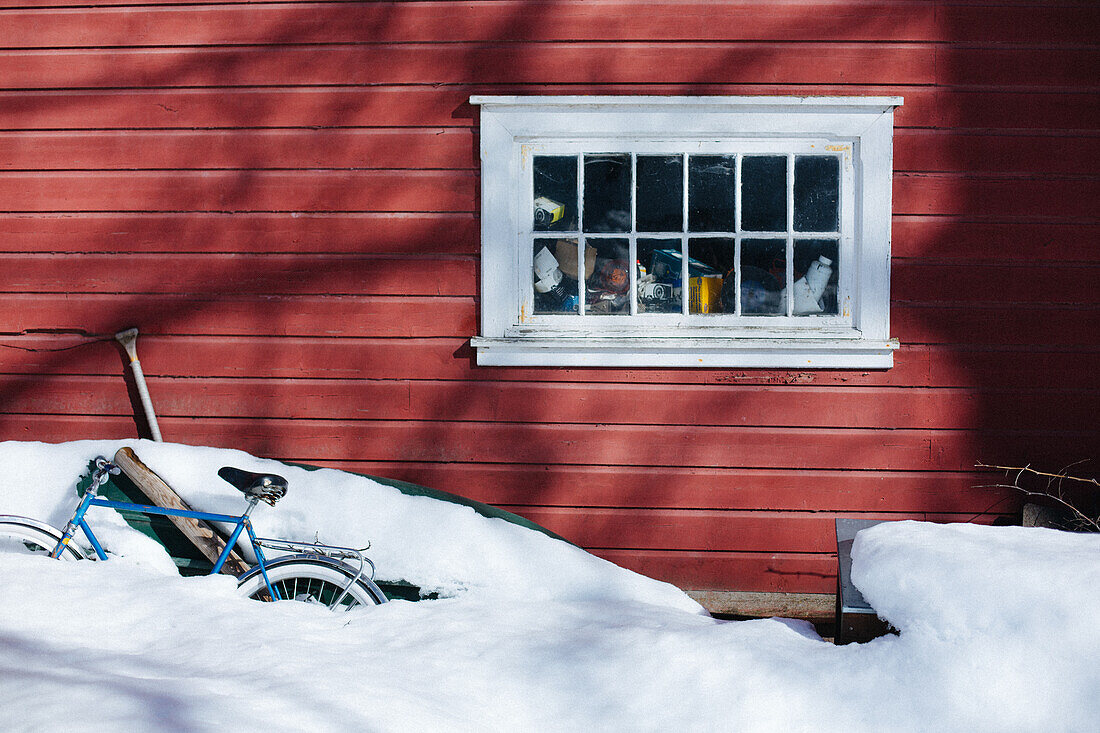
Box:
791, 256, 833, 314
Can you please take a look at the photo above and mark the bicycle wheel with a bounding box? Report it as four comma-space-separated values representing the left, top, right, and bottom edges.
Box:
0, 515, 85, 560
236, 555, 387, 610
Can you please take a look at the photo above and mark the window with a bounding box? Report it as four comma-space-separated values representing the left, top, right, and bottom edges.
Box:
471, 96, 901, 368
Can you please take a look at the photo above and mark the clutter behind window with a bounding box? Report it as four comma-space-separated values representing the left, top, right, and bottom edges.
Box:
531, 153, 840, 318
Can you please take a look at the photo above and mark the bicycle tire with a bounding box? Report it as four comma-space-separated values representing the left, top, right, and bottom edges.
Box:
0, 515, 85, 560
236, 555, 388, 610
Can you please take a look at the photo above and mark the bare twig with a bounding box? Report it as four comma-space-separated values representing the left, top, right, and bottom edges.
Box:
975, 462, 1099, 532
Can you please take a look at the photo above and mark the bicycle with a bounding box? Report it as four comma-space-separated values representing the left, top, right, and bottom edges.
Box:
0, 455, 388, 611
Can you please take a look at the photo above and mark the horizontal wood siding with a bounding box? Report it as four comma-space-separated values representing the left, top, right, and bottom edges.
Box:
1, 0, 1096, 595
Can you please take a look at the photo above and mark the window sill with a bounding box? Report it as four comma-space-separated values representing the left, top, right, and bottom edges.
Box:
470, 337, 899, 369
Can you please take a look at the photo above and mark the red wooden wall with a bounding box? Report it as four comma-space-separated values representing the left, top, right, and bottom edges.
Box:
1, 1, 1097, 596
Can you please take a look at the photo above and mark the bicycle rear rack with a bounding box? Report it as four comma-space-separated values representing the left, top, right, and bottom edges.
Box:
252, 537, 377, 609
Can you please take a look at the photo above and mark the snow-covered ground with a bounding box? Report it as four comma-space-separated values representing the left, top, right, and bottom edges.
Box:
1, 440, 1098, 732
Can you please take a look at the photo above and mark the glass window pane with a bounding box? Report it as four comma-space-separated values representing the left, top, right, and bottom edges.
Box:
532, 239, 579, 314
793, 239, 839, 315
686, 238, 730, 315
741, 238, 787, 315
794, 156, 839, 233
586, 238, 630, 315
636, 155, 683, 233
637, 239, 684, 314
583, 154, 631, 233
688, 155, 736, 232
742, 156, 788, 232
533, 156, 577, 232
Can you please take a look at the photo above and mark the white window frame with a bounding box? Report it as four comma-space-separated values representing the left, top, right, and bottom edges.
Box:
470, 96, 901, 369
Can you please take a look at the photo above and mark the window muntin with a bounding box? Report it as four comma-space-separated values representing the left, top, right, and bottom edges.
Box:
525, 141, 853, 330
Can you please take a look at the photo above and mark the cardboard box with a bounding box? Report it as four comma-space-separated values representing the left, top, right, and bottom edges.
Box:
689, 275, 723, 314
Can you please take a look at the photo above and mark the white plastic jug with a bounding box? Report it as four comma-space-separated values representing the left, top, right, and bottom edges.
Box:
791, 256, 833, 314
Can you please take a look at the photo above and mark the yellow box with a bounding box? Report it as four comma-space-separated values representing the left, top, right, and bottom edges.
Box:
689, 276, 723, 314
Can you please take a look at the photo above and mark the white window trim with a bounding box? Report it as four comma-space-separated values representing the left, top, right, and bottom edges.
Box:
470, 95, 902, 369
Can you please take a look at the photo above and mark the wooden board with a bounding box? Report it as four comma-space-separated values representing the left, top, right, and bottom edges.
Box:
0, 212, 480, 255
0, 43, 939, 89
112, 447, 249, 575
5, 416, 1096, 474
1, 86, 1095, 131
2, 129, 1096, 177
2, 2, 1090, 47
1, 335, 1098, 390
4, 375, 1098, 434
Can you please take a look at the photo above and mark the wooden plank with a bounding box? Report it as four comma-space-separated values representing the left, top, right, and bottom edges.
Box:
0, 2, 943, 47
0, 170, 477, 213
1, 2, 1094, 48
3, 129, 1095, 177
313, 463, 1020, 514
893, 173, 1099, 220
591, 549, 839, 593
0, 87, 1094, 132
0, 43, 937, 90
938, 4, 1100, 45
0, 43, 1068, 94
892, 131, 1100, 177
893, 305, 1100, 347
4, 374, 1097, 433
0, 293, 476, 338
893, 262, 1100, 306
891, 219, 1100, 263
0, 212, 479, 255
2, 335, 1097, 391
0, 254, 477, 297
505, 507, 1000, 553
112, 446, 250, 574
937, 47, 1099, 89
2, 415, 1095, 472
0, 129, 475, 172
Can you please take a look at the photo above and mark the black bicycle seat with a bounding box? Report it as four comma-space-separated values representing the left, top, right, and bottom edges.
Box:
217, 467, 288, 506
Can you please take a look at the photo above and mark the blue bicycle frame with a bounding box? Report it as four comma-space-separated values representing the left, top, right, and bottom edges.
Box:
51, 483, 284, 599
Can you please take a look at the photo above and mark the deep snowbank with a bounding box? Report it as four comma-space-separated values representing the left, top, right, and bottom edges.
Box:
0, 439, 701, 612
2, 441, 1098, 731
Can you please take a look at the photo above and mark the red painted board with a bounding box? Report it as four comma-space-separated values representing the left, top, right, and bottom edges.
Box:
4, 1, 1089, 47
0, 44, 936, 89
0, 3, 942, 47
506, 507, 999, 553
0, 87, 1094, 132
0, 170, 477, 213
0, 293, 476, 338
319, 462, 1019, 515
0, 129, 476, 172
2, 375, 1096, 433
3, 129, 1095, 178
893, 174, 1099, 220
0, 254, 477, 297
592, 549, 839, 593
891, 219, 1100, 263
1, 335, 1097, 392
893, 305, 1100, 347
2, 415, 1095, 473
0, 212, 480, 255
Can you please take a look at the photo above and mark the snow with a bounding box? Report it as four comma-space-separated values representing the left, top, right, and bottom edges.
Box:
2, 440, 1099, 732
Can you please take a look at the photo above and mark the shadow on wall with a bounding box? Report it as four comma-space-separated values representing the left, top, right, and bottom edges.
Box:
1, 1, 1096, 533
